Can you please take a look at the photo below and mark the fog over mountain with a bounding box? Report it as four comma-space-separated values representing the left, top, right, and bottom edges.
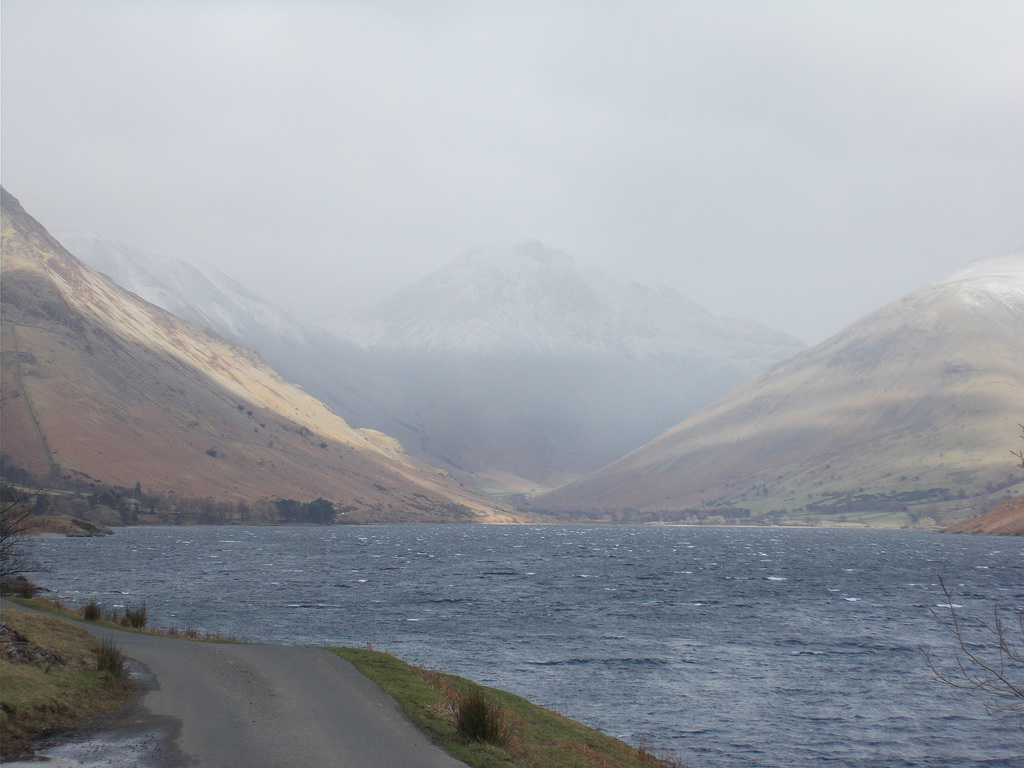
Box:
5, 3, 1023, 346
63, 235, 805, 496
536, 252, 1024, 526
12, 196, 1023, 526
54, 230, 373, 423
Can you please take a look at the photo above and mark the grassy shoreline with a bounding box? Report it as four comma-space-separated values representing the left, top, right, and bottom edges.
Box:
2, 597, 686, 767
335, 647, 685, 768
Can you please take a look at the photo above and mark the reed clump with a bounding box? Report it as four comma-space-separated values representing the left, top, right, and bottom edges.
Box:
121, 602, 148, 629
95, 635, 126, 682
80, 601, 149, 629
81, 599, 101, 622
455, 687, 510, 745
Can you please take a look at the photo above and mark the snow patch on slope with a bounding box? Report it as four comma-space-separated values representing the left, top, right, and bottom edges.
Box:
57, 232, 307, 344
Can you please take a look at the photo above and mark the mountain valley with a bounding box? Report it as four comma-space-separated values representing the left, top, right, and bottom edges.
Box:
4, 190, 1021, 529
64, 236, 806, 495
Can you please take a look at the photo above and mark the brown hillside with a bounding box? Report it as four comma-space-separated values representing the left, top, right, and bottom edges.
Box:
0, 188, 522, 522
944, 496, 1024, 535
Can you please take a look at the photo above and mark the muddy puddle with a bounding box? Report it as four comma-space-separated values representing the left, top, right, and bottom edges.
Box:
5, 660, 183, 768
4, 727, 173, 768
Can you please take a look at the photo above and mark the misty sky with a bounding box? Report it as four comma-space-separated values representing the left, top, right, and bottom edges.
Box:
2, 1, 1022, 343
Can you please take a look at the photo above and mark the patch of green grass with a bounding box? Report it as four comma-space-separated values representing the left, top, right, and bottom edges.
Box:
333, 647, 686, 768
1, 608, 131, 758
10, 596, 137, 634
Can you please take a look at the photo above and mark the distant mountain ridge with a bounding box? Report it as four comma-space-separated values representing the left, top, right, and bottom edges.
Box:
935, 252, 1024, 306
15, 195, 1022, 525
535, 251, 1024, 526
54, 231, 382, 439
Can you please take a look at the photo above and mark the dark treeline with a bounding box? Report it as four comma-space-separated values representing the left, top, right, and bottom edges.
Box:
0, 455, 346, 527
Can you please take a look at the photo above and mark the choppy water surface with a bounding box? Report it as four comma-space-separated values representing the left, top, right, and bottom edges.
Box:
28, 525, 1023, 767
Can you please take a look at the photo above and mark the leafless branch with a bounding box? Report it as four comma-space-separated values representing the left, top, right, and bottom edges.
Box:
1013, 422, 1024, 470
0, 484, 42, 582
924, 576, 1024, 719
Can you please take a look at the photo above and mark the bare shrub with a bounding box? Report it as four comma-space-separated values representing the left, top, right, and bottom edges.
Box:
0, 486, 40, 584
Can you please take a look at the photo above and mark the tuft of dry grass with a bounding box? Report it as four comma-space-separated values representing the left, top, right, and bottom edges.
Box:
121, 602, 147, 629
81, 600, 101, 622
95, 635, 126, 681
455, 688, 511, 745
162, 622, 238, 642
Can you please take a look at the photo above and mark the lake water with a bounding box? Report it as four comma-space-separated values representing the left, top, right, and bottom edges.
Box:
25, 525, 1023, 767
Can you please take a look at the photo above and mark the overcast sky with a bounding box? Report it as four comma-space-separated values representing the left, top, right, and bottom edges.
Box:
2, 1, 1022, 343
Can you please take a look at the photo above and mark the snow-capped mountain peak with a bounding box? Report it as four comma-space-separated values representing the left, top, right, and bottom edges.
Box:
318, 240, 805, 363
935, 251, 1024, 308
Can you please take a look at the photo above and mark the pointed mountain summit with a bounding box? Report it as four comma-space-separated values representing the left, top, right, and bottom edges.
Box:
535, 251, 1024, 526
0, 188, 518, 522
321, 239, 803, 366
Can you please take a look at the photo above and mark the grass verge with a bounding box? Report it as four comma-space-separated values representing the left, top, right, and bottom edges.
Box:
0, 608, 132, 758
9, 595, 238, 642
333, 647, 686, 768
